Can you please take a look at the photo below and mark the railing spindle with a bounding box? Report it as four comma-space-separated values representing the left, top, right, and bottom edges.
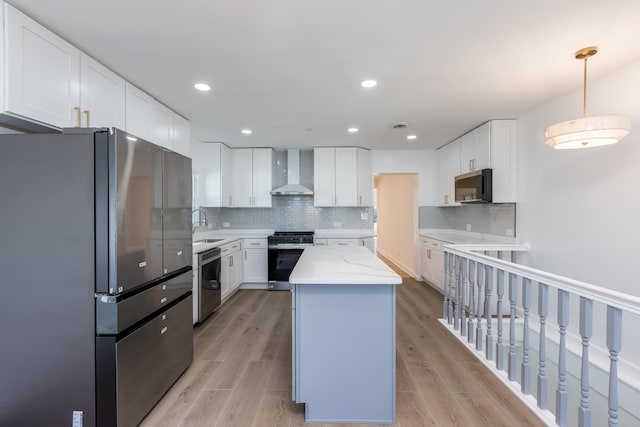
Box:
475, 262, 484, 351
496, 268, 505, 370
443, 252, 449, 319
460, 258, 467, 338
485, 266, 494, 361
607, 306, 622, 427
467, 260, 476, 344
454, 256, 462, 330
508, 273, 518, 381
521, 278, 532, 394
448, 254, 454, 324
537, 283, 549, 410
578, 297, 593, 427
556, 289, 569, 427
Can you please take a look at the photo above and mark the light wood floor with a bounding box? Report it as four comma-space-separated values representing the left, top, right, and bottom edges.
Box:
141, 260, 544, 427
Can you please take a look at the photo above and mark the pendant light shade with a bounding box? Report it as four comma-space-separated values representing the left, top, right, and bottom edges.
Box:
544, 115, 630, 149
544, 46, 630, 149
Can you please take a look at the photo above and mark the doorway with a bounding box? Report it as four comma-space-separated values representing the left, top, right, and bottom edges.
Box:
374, 173, 419, 277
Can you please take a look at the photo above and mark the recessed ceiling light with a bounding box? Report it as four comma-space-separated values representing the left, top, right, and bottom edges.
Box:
348, 127, 359, 133
194, 83, 211, 91
360, 79, 377, 88
241, 129, 252, 135
406, 135, 417, 141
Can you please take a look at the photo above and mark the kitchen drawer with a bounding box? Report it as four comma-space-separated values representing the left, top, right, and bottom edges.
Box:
96, 270, 191, 335
244, 238, 267, 249
220, 239, 242, 255
113, 295, 193, 427
313, 238, 328, 246
327, 238, 359, 247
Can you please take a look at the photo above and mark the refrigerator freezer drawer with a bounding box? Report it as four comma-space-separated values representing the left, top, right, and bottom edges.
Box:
96, 294, 193, 427
96, 270, 192, 335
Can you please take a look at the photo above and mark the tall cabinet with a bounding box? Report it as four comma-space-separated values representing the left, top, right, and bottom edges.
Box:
314, 147, 372, 207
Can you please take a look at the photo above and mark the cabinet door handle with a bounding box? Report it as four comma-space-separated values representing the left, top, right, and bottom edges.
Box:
359, 195, 362, 205
228, 196, 232, 206
83, 110, 91, 127
444, 195, 449, 204
427, 249, 431, 259
74, 107, 81, 127
229, 255, 233, 267
244, 250, 247, 260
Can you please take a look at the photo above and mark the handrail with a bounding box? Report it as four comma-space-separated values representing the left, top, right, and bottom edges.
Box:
444, 244, 640, 316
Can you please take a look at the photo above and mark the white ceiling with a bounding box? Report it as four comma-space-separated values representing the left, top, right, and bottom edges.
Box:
9, 0, 640, 150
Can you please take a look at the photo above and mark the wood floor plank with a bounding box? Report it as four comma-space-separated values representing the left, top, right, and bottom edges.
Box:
140, 360, 221, 427
198, 311, 252, 361
215, 360, 273, 427
406, 361, 472, 426
396, 391, 437, 426
396, 350, 417, 392
252, 390, 294, 427
207, 313, 273, 389
179, 389, 232, 427
453, 392, 516, 427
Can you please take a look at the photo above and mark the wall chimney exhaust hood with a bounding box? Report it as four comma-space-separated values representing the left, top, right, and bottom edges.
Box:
271, 149, 313, 195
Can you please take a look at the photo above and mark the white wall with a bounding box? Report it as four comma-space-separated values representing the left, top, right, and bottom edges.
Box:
371, 149, 437, 206
517, 58, 640, 297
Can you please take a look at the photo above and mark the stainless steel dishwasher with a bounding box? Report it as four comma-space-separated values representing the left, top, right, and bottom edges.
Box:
197, 247, 222, 323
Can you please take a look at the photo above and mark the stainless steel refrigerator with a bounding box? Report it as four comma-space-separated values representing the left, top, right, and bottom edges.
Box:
0, 128, 193, 427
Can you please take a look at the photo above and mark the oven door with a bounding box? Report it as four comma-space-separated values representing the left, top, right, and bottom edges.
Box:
268, 247, 306, 290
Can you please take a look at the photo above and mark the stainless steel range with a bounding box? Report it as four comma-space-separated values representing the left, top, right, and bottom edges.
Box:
268, 231, 314, 290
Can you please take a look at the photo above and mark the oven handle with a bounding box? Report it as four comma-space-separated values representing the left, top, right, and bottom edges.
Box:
268, 245, 313, 250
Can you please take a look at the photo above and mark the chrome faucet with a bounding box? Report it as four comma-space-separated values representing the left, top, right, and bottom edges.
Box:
191, 208, 208, 232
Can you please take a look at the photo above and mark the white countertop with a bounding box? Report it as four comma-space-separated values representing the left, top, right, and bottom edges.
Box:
314, 229, 375, 239
289, 246, 402, 285
419, 228, 528, 251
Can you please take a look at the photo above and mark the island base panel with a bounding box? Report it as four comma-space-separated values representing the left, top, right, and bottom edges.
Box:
294, 283, 396, 424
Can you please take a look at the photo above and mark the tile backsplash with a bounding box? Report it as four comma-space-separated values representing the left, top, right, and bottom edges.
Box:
419, 203, 516, 237
200, 149, 373, 230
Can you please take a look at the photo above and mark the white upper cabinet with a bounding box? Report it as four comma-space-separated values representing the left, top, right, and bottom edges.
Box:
437, 139, 461, 206
335, 147, 358, 206
191, 142, 232, 207
252, 148, 273, 207
490, 120, 518, 203
313, 147, 336, 207
233, 149, 254, 207
232, 148, 272, 208
460, 122, 490, 173
356, 148, 373, 206
125, 82, 153, 141
172, 113, 190, 157
220, 144, 233, 207
150, 100, 173, 150
313, 147, 371, 207
79, 53, 125, 129
4, 3, 80, 128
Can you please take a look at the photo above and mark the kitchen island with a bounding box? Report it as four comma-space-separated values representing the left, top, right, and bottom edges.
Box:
289, 246, 402, 424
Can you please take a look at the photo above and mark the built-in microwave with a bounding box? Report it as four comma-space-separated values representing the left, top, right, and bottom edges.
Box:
455, 168, 492, 203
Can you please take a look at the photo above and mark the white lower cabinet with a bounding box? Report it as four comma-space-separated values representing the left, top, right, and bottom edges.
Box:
327, 238, 359, 247
221, 240, 243, 301
360, 237, 375, 253
420, 236, 445, 292
242, 238, 268, 283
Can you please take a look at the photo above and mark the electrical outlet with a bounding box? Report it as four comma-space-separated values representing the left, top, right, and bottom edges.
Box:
466, 224, 471, 231
361, 212, 368, 221
505, 229, 514, 237
334, 221, 341, 227
222, 222, 230, 228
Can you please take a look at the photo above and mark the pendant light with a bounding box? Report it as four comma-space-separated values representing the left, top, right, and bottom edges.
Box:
544, 46, 630, 149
